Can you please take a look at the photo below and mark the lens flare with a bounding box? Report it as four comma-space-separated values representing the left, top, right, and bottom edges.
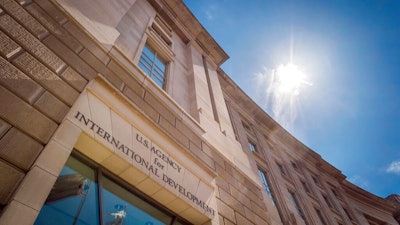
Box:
253, 63, 312, 130
275, 63, 310, 95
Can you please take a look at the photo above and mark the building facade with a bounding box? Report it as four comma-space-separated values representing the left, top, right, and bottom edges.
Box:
0, 0, 397, 224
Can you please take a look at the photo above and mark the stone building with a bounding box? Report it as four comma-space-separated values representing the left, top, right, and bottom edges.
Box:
387, 194, 400, 224
0, 0, 397, 224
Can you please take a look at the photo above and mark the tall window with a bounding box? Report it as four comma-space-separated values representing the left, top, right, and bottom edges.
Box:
258, 168, 276, 205
312, 175, 321, 187
315, 208, 327, 225
331, 187, 339, 198
138, 44, 166, 88
34, 156, 191, 225
343, 207, 353, 221
258, 168, 285, 224
301, 181, 310, 193
291, 161, 298, 170
289, 191, 306, 222
323, 195, 332, 208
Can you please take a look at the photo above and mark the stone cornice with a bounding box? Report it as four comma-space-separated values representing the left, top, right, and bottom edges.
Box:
148, 0, 229, 66
343, 180, 397, 213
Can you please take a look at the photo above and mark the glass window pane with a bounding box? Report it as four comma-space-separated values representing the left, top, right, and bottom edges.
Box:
249, 142, 257, 152
153, 65, 165, 77
142, 53, 153, 64
138, 44, 166, 88
257, 169, 277, 206
34, 157, 99, 225
139, 59, 152, 71
154, 57, 165, 71
139, 60, 152, 76
153, 77, 164, 88
102, 177, 172, 225
143, 45, 155, 59
152, 70, 165, 81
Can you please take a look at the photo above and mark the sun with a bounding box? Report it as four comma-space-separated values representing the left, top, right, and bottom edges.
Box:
275, 63, 309, 95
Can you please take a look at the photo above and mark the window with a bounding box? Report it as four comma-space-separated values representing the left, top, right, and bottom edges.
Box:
151, 16, 172, 46
312, 175, 320, 186
301, 181, 310, 193
330, 186, 343, 201
331, 187, 339, 198
343, 208, 353, 221
139, 44, 167, 88
249, 140, 258, 153
289, 191, 305, 221
242, 121, 251, 131
315, 208, 327, 225
323, 195, 332, 208
257, 168, 276, 205
277, 163, 285, 175
34, 156, 191, 225
258, 168, 285, 224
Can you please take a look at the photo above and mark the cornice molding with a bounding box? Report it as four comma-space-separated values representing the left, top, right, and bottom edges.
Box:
148, 0, 229, 66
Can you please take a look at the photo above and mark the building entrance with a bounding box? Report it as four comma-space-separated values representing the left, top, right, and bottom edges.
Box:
34, 154, 191, 225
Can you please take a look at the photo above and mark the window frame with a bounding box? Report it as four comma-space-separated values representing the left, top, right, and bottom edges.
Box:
138, 44, 168, 88
135, 15, 175, 91
257, 168, 276, 205
315, 207, 328, 225
289, 191, 306, 221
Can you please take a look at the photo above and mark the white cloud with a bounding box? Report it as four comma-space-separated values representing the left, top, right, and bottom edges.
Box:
203, 4, 218, 21
205, 10, 213, 20
386, 160, 400, 175
347, 175, 369, 190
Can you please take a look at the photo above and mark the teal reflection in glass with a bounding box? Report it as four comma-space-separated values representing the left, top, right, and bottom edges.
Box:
34, 157, 99, 225
102, 177, 172, 225
34, 156, 192, 225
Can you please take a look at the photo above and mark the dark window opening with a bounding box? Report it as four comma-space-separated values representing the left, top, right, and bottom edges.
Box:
344, 208, 353, 221
315, 208, 327, 225
289, 191, 305, 221
277, 163, 285, 175
323, 195, 332, 208
301, 181, 310, 193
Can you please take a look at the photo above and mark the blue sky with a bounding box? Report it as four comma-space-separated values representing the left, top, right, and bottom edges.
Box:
184, 0, 400, 198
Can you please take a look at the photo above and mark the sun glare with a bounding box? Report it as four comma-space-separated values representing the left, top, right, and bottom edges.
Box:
275, 63, 309, 95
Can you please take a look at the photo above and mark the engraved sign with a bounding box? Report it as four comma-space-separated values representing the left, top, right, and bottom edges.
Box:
73, 110, 215, 216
